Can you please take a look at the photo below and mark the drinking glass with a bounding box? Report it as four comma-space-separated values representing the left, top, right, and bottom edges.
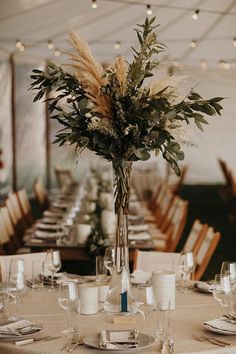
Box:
96, 256, 107, 283
104, 247, 114, 275
7, 259, 26, 321
0, 284, 7, 320
178, 252, 195, 293
58, 281, 80, 337
220, 262, 236, 284
212, 274, 231, 315
134, 284, 156, 334
31, 261, 44, 289
45, 250, 61, 292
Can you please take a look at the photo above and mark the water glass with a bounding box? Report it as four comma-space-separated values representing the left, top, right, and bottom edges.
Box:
134, 284, 155, 334
31, 261, 44, 289
96, 256, 107, 283
7, 258, 26, 321
212, 274, 232, 315
45, 250, 61, 292
104, 247, 114, 275
58, 281, 80, 338
156, 300, 172, 351
0, 284, 7, 320
178, 252, 195, 293
220, 262, 236, 284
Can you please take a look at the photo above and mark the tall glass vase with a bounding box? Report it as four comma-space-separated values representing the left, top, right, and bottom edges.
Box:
103, 159, 135, 314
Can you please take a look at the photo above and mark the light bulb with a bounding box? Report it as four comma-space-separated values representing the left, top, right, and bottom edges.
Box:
16, 39, 22, 48
192, 9, 199, 20
48, 40, 54, 50
54, 49, 61, 57
114, 41, 121, 50
224, 62, 230, 70
200, 60, 208, 70
219, 60, 225, 69
146, 4, 152, 15
233, 37, 236, 47
19, 44, 25, 52
190, 39, 197, 48
92, 0, 97, 9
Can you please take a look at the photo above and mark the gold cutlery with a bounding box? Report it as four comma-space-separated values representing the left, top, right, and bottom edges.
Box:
192, 334, 231, 347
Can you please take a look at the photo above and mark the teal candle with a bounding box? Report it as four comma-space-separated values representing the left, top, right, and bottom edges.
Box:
120, 291, 128, 312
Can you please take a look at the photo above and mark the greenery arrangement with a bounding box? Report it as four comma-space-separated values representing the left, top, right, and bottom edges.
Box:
30, 17, 223, 177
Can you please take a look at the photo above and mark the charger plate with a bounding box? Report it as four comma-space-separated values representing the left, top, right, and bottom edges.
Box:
83, 333, 155, 351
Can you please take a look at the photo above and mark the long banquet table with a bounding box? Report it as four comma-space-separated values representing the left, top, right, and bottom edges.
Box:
0, 284, 236, 354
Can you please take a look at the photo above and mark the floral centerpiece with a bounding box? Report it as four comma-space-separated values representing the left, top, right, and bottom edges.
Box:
31, 17, 223, 313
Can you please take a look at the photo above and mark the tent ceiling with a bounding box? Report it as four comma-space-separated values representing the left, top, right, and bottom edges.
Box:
0, 0, 235, 68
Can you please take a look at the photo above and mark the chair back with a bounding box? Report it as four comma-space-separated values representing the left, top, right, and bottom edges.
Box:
0, 252, 47, 282
54, 167, 75, 188
133, 249, 180, 273
33, 177, 48, 210
16, 189, 34, 226
194, 227, 221, 280
183, 220, 208, 253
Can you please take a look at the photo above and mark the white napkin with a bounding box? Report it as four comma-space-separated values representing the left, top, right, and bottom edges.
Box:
131, 269, 151, 284
36, 223, 62, 231
0, 320, 41, 336
34, 230, 65, 239
194, 281, 213, 293
204, 317, 236, 333
129, 224, 149, 232
128, 232, 151, 241
99, 329, 139, 349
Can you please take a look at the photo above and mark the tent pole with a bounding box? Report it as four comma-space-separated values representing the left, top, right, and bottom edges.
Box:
9, 53, 17, 192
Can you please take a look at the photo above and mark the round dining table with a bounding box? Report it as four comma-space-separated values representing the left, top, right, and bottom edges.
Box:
0, 283, 236, 354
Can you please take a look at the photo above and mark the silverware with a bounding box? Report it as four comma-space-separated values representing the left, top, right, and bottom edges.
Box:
192, 334, 231, 347
68, 338, 83, 352
169, 338, 174, 353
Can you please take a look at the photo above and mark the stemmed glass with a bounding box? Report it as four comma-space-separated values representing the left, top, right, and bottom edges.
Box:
134, 285, 156, 334
220, 262, 236, 284
178, 252, 195, 293
45, 250, 61, 292
7, 258, 25, 321
104, 247, 114, 275
213, 274, 232, 315
58, 281, 80, 338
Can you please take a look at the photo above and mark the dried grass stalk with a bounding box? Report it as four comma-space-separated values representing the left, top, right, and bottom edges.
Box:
65, 31, 112, 118
113, 56, 127, 95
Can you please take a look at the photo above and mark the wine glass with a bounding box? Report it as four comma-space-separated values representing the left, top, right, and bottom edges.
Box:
45, 250, 61, 292
58, 281, 80, 338
220, 262, 236, 284
7, 258, 26, 321
178, 252, 195, 293
134, 284, 156, 334
213, 274, 232, 315
104, 247, 114, 275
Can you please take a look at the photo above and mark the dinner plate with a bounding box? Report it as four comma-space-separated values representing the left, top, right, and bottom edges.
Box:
83, 333, 155, 351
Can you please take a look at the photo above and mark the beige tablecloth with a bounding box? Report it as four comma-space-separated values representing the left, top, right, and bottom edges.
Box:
0, 286, 235, 354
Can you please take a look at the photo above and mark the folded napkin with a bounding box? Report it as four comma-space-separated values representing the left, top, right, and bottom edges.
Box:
131, 269, 151, 285
43, 211, 63, 218
128, 232, 151, 241
194, 281, 213, 293
0, 320, 42, 337
34, 230, 65, 239
203, 317, 236, 334
129, 224, 149, 232
36, 223, 62, 231
99, 329, 139, 349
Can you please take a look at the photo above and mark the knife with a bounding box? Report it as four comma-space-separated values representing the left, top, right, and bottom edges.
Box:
15, 336, 60, 346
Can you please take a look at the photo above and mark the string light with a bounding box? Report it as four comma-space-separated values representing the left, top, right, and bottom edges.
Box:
219, 60, 225, 69
48, 40, 54, 50
54, 49, 61, 57
192, 9, 200, 20
200, 60, 208, 70
91, 0, 98, 9
146, 4, 152, 15
190, 39, 197, 48
114, 41, 121, 50
233, 37, 236, 47
15, 39, 22, 49
19, 43, 25, 52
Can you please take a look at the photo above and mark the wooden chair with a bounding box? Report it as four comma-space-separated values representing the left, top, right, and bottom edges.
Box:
193, 226, 221, 280
33, 177, 49, 211
0, 210, 16, 254
1, 206, 20, 249
0, 252, 47, 282
16, 189, 34, 227
133, 249, 179, 273
182, 219, 208, 253
54, 167, 76, 188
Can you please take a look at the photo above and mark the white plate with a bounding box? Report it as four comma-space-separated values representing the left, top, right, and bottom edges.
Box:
83, 333, 155, 351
